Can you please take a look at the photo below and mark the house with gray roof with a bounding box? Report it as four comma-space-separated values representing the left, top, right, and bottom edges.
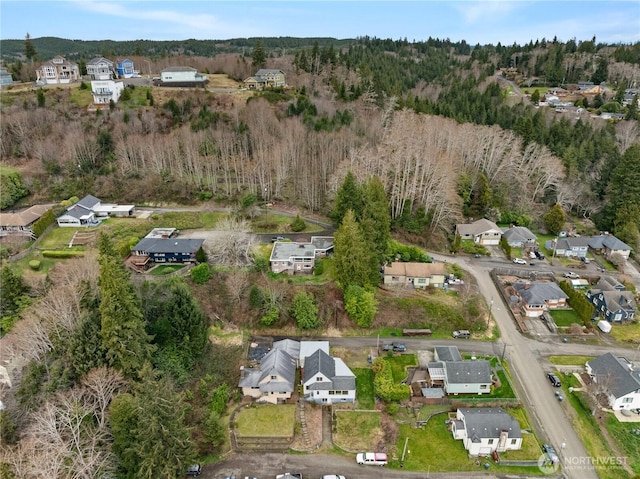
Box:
269, 237, 334, 275
428, 346, 492, 395
158, 66, 207, 86
546, 237, 589, 258
513, 281, 568, 317
586, 277, 636, 323
451, 408, 522, 456
131, 238, 204, 266
239, 348, 297, 404
502, 226, 537, 248
86, 56, 115, 80
455, 219, 502, 245
244, 69, 286, 90
588, 234, 631, 260
302, 349, 356, 404
585, 353, 640, 411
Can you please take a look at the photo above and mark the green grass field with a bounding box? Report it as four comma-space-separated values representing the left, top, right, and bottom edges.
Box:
547, 355, 595, 366
353, 368, 375, 410
333, 410, 382, 452
148, 264, 185, 275
250, 213, 324, 234
549, 309, 584, 327
382, 353, 418, 383
235, 404, 296, 436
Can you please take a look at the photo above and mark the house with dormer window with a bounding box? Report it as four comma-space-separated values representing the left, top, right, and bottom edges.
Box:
244, 69, 286, 90
86, 57, 115, 80
302, 349, 356, 404
450, 408, 522, 456
36, 56, 80, 85
586, 276, 636, 323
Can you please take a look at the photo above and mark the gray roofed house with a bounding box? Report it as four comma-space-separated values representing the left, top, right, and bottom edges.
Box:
159, 66, 207, 86
130, 238, 204, 266
588, 234, 632, 260
434, 346, 463, 362
586, 277, 636, 323
299, 340, 330, 367
546, 237, 589, 258
502, 226, 537, 248
270, 242, 316, 275
86, 57, 115, 80
244, 69, 286, 90
239, 348, 297, 404
513, 282, 568, 317
302, 349, 356, 404
455, 219, 502, 245
76, 195, 102, 210
310, 236, 334, 255
585, 353, 640, 411
444, 360, 492, 395
273, 339, 301, 364
451, 408, 522, 456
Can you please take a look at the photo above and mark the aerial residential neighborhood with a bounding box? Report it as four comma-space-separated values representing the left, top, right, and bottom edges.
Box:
1, 6, 640, 479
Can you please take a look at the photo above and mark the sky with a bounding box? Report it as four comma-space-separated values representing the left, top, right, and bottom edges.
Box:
1, 0, 639, 46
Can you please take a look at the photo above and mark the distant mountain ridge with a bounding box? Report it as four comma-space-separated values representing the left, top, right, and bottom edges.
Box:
0, 36, 354, 62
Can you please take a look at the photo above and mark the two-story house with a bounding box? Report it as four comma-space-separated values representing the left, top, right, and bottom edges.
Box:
86, 57, 115, 80
130, 238, 204, 266
302, 349, 356, 405
588, 234, 632, 261
383, 262, 446, 289
116, 58, 136, 78
91, 80, 125, 105
585, 353, 640, 411
512, 281, 568, 317
244, 69, 286, 90
546, 237, 589, 258
586, 277, 636, 323
269, 237, 334, 275
428, 347, 492, 395
36, 56, 80, 85
239, 348, 297, 404
450, 408, 522, 456
455, 219, 502, 245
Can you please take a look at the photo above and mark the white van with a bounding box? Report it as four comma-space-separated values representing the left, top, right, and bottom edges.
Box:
356, 452, 388, 466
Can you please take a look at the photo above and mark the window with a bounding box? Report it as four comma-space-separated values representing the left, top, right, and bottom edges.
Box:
480, 384, 488, 389
622, 397, 633, 403
511, 439, 517, 445
316, 376, 322, 382
488, 439, 494, 445
271, 375, 277, 380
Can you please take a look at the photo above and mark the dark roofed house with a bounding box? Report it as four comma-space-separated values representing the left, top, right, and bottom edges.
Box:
434, 346, 463, 362
585, 353, 640, 411
513, 281, 568, 317
244, 69, 286, 90
302, 349, 356, 404
546, 237, 589, 258
502, 226, 537, 248
451, 408, 522, 456
444, 360, 492, 395
131, 238, 204, 267
586, 277, 636, 323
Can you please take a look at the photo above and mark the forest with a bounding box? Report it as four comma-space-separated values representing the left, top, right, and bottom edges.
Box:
1, 35, 640, 478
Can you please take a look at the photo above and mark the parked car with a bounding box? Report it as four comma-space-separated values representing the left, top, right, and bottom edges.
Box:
452, 330, 471, 339
581, 256, 591, 264
382, 342, 406, 352
185, 464, 202, 477
546, 372, 561, 387
271, 236, 286, 242
512, 258, 527, 264
356, 452, 388, 466
535, 251, 545, 260
563, 272, 580, 279
474, 253, 482, 258
321, 476, 346, 479
275, 474, 302, 479
542, 444, 559, 464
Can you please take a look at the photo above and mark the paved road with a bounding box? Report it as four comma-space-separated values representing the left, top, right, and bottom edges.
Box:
203, 452, 554, 479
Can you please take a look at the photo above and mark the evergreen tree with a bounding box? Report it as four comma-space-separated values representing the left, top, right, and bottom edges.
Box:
24, 33, 37, 63
344, 285, 378, 328
334, 210, 379, 288
543, 203, 567, 235
98, 234, 155, 378
331, 171, 364, 225
291, 291, 319, 329
360, 176, 391, 263
251, 39, 266, 69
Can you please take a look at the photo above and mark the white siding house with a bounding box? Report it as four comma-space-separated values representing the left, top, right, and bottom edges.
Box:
91, 80, 125, 105
451, 408, 522, 456
585, 353, 640, 411
302, 349, 356, 405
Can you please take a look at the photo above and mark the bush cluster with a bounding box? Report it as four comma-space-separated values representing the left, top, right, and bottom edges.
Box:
372, 358, 410, 402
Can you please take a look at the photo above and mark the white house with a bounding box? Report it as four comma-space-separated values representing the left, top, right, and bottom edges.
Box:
585, 353, 640, 411
302, 349, 356, 405
455, 219, 502, 245
451, 408, 522, 456
159, 66, 207, 86
238, 348, 297, 404
57, 194, 135, 227
86, 57, 115, 80
588, 234, 632, 261
429, 347, 492, 395
91, 80, 125, 105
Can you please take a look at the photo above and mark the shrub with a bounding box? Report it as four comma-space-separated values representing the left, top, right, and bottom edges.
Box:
291, 291, 319, 329
372, 358, 410, 402
42, 250, 85, 258
190, 263, 211, 284
248, 285, 264, 309
344, 285, 378, 328
260, 305, 280, 326
313, 259, 325, 276
28, 260, 41, 271
253, 255, 269, 273
290, 215, 306, 232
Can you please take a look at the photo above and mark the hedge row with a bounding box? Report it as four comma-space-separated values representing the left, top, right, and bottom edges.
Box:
42, 250, 85, 258
372, 357, 410, 402
31, 209, 55, 238
559, 280, 595, 327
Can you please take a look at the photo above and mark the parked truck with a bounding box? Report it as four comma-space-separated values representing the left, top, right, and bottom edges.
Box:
597, 320, 612, 333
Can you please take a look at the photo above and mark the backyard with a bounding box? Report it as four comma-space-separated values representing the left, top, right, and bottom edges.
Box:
234, 404, 296, 437
549, 309, 584, 327
333, 410, 383, 452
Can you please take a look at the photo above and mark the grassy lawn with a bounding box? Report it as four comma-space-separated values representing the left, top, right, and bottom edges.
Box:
604, 414, 640, 475
492, 369, 516, 398
610, 321, 640, 344
548, 355, 595, 366
69, 87, 93, 107
549, 309, 584, 327
381, 354, 417, 383
37, 226, 82, 249
148, 264, 185, 275
235, 404, 296, 436
563, 390, 631, 479
394, 419, 543, 475
416, 405, 450, 421
333, 410, 383, 451
353, 368, 375, 410
251, 213, 324, 234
